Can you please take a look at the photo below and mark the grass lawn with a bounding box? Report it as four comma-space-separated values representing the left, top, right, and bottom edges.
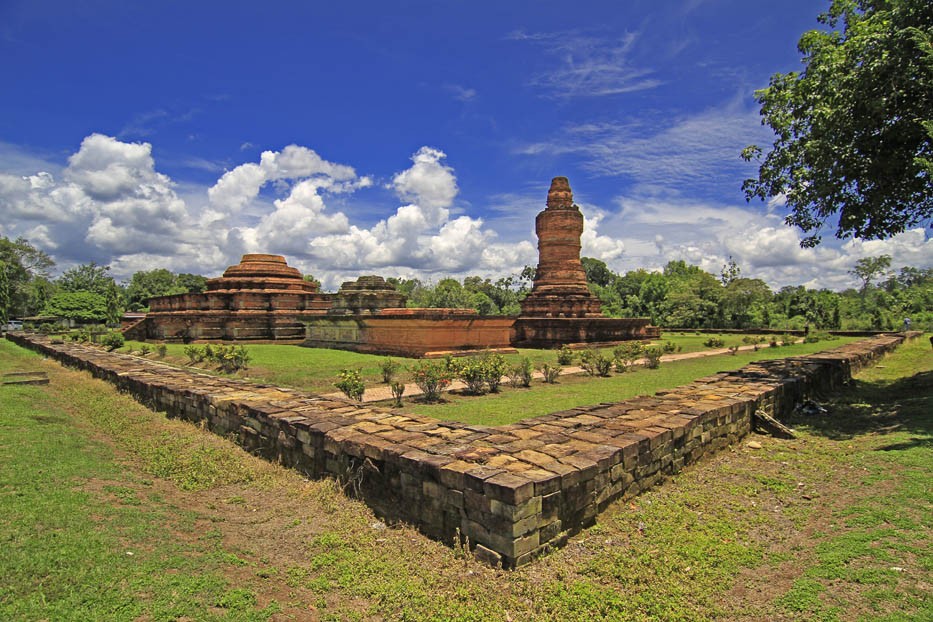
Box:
399, 338, 861, 426
1, 334, 929, 620
119, 331, 794, 396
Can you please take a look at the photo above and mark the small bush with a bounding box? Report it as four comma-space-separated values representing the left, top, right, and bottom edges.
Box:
100, 331, 125, 351
703, 337, 726, 348
138, 344, 152, 356
781, 334, 797, 346
184, 344, 206, 364
728, 345, 740, 355
390, 381, 405, 407
662, 341, 677, 354
556, 345, 575, 365
580, 349, 612, 377
334, 369, 365, 401
540, 363, 562, 384
410, 361, 452, 402
380, 358, 400, 384
215, 344, 251, 373
612, 342, 645, 372
644, 347, 663, 369
482, 353, 507, 393
508, 357, 533, 388
156, 344, 168, 359
456, 357, 488, 395
769, 338, 779, 348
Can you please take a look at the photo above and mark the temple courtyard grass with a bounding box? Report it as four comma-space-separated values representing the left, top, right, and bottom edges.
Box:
1, 335, 929, 620
120, 331, 811, 397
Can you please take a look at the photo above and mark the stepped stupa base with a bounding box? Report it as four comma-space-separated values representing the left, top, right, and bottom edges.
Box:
511, 316, 659, 349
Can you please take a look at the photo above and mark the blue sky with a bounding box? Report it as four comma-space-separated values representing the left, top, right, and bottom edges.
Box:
1, 0, 929, 291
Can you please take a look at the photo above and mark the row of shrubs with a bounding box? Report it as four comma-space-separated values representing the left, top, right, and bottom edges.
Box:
334, 340, 680, 403
183, 344, 252, 373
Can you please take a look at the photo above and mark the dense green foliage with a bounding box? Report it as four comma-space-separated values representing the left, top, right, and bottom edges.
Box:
584, 258, 931, 331
42, 291, 109, 322
743, 0, 933, 245
123, 268, 207, 311
0, 236, 54, 319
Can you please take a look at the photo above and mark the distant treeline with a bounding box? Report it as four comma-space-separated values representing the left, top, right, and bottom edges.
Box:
2, 235, 929, 331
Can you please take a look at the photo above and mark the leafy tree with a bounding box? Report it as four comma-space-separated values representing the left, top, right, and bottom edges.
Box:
0, 236, 55, 318
42, 291, 108, 322
175, 273, 208, 293
302, 273, 321, 289
743, 0, 933, 245
57, 262, 114, 296
720, 278, 773, 328
105, 280, 123, 325
850, 254, 892, 295
0, 261, 9, 326
582, 257, 616, 287
720, 256, 740, 286
124, 269, 207, 310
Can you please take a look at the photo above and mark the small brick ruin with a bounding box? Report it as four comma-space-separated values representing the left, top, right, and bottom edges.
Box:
6, 331, 909, 567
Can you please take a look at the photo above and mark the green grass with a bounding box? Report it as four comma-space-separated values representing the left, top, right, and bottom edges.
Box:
3, 334, 927, 620
400, 338, 860, 425
121, 331, 785, 395
0, 342, 282, 620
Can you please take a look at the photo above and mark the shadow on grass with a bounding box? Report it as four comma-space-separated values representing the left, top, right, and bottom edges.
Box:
784, 370, 932, 442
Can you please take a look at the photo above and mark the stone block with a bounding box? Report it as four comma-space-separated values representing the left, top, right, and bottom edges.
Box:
483, 472, 535, 505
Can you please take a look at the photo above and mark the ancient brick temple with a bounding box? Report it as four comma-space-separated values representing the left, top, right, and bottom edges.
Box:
512, 177, 659, 347
127, 176, 655, 351
519, 177, 603, 318
125, 254, 330, 342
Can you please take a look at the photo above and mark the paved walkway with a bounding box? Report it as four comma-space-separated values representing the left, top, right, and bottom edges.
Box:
323, 341, 794, 403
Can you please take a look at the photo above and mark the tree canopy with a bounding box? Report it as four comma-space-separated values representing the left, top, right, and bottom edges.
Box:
0, 236, 55, 319
743, 0, 933, 246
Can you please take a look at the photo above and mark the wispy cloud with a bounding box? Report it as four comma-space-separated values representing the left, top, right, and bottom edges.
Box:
444, 84, 477, 102
517, 99, 770, 199
507, 30, 660, 98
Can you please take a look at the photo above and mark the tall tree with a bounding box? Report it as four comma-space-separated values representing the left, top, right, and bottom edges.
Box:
0, 261, 10, 326
581, 257, 616, 287
743, 0, 933, 245
57, 262, 114, 296
0, 236, 55, 318
850, 254, 892, 296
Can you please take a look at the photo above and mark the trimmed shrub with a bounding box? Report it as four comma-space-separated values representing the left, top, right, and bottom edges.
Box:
216, 344, 251, 373
644, 347, 663, 369
380, 357, 400, 384
482, 353, 508, 393
390, 381, 405, 407
184, 344, 206, 364
457, 357, 488, 395
334, 369, 365, 401
540, 363, 562, 384
508, 357, 533, 388
613, 342, 645, 372
580, 348, 612, 377
410, 361, 452, 402
703, 337, 726, 348
100, 331, 125, 351
156, 344, 168, 359
556, 345, 575, 365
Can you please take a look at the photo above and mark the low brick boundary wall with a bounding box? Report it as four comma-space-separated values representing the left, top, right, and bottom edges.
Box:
5, 332, 910, 567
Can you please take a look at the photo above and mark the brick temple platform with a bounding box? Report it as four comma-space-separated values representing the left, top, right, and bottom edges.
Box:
6, 332, 911, 567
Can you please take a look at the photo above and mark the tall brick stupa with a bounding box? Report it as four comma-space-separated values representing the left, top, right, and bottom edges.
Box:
511, 176, 659, 347
520, 176, 603, 318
